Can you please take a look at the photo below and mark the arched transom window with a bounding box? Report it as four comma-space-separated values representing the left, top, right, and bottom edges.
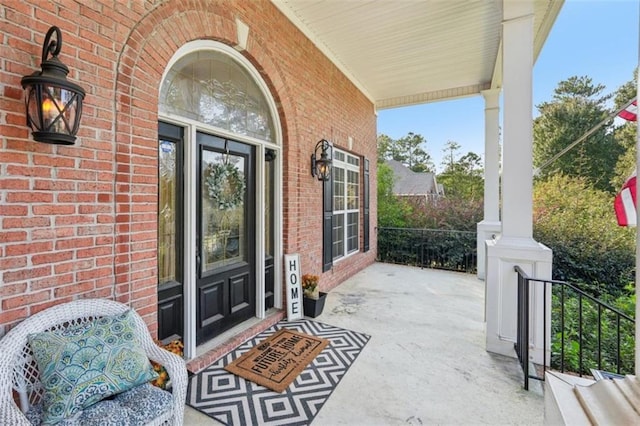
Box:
159, 50, 274, 142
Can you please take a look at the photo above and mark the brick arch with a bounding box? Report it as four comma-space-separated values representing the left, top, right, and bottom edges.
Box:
112, 2, 296, 328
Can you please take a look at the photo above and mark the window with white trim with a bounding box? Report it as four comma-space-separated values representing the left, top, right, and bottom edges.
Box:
332, 149, 360, 260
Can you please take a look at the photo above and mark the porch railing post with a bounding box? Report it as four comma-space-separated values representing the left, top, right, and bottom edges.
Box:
515, 265, 530, 390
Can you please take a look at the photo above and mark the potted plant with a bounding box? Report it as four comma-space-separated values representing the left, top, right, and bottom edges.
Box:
301, 274, 327, 318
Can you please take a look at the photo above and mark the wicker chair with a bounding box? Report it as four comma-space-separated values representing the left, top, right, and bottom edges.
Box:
0, 299, 187, 425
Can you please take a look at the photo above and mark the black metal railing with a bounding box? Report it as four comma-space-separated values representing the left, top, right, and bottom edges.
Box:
377, 227, 477, 273
515, 266, 635, 390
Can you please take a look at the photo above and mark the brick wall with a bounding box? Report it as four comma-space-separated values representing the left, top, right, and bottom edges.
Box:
0, 0, 377, 336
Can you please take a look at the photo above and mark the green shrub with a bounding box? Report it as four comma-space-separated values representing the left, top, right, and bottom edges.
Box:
551, 285, 635, 375
406, 195, 483, 231
377, 162, 413, 227
533, 174, 635, 297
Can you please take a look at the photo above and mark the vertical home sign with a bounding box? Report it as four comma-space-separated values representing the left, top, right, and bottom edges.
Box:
284, 254, 303, 320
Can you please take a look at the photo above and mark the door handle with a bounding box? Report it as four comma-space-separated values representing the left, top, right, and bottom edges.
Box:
196, 245, 201, 276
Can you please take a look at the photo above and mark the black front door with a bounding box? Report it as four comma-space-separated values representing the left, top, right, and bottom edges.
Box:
196, 132, 256, 344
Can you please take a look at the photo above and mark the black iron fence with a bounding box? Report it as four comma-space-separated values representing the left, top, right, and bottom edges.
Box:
515, 266, 635, 390
377, 227, 477, 274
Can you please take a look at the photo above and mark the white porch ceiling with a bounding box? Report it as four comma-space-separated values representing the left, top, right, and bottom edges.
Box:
272, 0, 564, 110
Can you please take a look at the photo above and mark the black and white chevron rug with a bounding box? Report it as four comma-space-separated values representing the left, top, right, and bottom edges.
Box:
187, 320, 370, 425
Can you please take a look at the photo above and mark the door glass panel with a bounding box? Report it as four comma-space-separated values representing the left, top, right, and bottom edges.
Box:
201, 151, 246, 272
265, 157, 274, 256
159, 139, 177, 284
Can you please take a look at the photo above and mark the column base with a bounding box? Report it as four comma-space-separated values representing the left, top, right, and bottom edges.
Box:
485, 237, 552, 358
476, 220, 501, 280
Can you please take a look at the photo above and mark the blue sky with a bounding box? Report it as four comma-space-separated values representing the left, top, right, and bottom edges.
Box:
377, 0, 639, 172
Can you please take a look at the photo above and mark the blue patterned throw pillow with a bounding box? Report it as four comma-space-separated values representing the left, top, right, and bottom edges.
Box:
28, 309, 158, 425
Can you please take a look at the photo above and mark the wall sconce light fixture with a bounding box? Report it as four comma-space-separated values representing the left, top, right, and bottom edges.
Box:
265, 148, 277, 162
21, 26, 85, 145
311, 139, 333, 181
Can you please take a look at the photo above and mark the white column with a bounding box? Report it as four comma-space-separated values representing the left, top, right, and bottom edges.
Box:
477, 88, 501, 280
485, 0, 552, 360
501, 3, 534, 242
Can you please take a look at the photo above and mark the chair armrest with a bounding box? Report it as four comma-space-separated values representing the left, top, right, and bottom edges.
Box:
0, 356, 30, 426
144, 343, 187, 425
145, 344, 188, 425
0, 399, 30, 426
130, 310, 187, 426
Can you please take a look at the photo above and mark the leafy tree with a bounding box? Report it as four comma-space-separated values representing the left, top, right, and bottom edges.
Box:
397, 132, 434, 172
611, 71, 638, 190
613, 70, 637, 113
377, 133, 394, 163
376, 162, 412, 227
377, 132, 434, 172
441, 140, 461, 169
611, 124, 636, 191
437, 141, 484, 200
533, 174, 635, 297
533, 76, 623, 192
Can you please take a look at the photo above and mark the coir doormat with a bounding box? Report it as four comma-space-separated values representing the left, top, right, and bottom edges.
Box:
187, 320, 370, 425
224, 328, 328, 393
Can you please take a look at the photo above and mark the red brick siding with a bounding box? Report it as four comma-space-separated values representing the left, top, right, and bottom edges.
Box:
0, 0, 377, 336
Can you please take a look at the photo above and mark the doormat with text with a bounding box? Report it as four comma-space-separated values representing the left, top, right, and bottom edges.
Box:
187, 320, 370, 425
224, 328, 328, 392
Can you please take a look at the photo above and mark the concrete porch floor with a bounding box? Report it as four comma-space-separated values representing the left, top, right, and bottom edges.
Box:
184, 262, 543, 425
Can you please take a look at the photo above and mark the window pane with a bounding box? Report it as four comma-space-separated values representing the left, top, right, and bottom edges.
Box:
347, 169, 359, 210
158, 139, 177, 284
332, 214, 344, 260
159, 51, 274, 142
333, 167, 345, 211
347, 212, 359, 253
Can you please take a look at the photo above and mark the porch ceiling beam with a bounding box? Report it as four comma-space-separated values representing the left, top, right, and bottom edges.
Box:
375, 82, 492, 110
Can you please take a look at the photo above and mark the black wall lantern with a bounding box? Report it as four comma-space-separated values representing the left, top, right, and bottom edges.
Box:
311, 139, 333, 181
21, 26, 85, 145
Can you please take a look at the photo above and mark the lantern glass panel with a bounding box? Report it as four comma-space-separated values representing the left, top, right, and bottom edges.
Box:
43, 85, 78, 135
26, 85, 79, 136
26, 87, 42, 130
